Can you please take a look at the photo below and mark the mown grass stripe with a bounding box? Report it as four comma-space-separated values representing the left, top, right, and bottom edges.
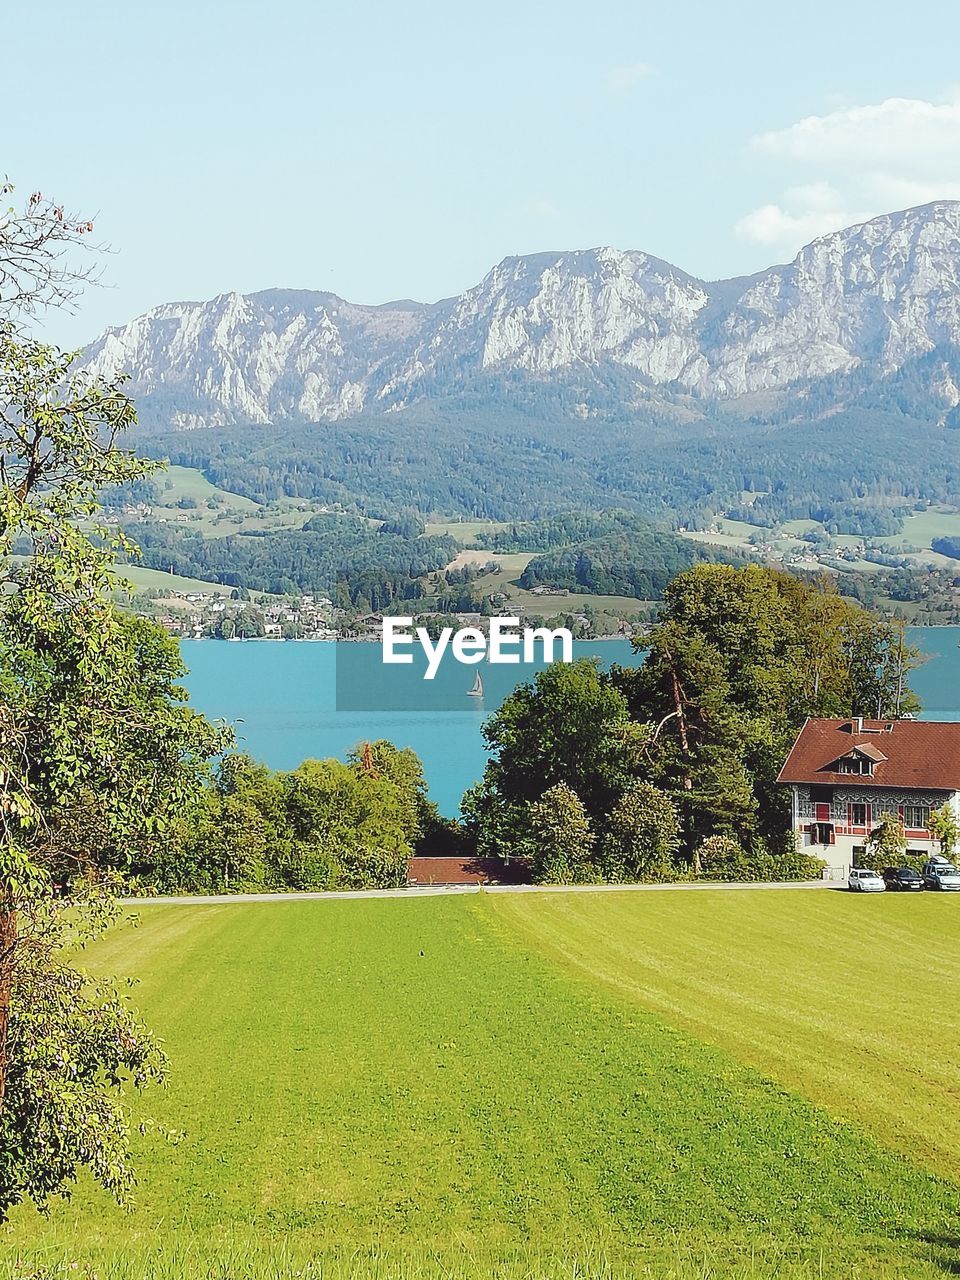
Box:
490, 889, 960, 1183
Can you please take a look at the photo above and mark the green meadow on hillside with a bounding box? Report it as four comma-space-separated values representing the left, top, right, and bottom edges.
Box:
425, 519, 512, 545
3, 892, 960, 1279
155, 464, 261, 511
681, 505, 960, 571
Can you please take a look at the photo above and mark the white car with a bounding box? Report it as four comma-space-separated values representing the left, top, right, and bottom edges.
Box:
848, 868, 886, 893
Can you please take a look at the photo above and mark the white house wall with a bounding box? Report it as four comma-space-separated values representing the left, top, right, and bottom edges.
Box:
792, 784, 956, 879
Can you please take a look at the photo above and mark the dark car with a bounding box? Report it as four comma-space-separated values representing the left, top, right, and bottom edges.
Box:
882, 866, 924, 891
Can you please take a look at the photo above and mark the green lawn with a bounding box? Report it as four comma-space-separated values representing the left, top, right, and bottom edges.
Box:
503, 589, 647, 618
444, 550, 533, 576
3, 892, 960, 1279
779, 519, 821, 537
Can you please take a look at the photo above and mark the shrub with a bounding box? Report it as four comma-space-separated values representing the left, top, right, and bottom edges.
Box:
528, 783, 596, 884
599, 782, 679, 883
697, 834, 824, 882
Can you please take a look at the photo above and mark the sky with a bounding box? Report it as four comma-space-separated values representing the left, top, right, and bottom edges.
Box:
7, 0, 960, 347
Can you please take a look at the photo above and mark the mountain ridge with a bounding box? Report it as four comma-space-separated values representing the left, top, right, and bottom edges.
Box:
80, 200, 960, 428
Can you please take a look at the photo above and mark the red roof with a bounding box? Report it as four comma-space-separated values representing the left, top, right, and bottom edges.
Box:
406, 857, 530, 886
778, 718, 960, 791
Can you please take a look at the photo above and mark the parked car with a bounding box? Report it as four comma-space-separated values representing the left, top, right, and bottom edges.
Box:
848, 868, 886, 892
923, 859, 960, 891
882, 866, 925, 891
923, 855, 952, 875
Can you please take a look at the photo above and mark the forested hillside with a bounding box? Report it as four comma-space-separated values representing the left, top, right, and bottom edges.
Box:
128, 514, 458, 605
474, 514, 730, 599
148, 403, 960, 528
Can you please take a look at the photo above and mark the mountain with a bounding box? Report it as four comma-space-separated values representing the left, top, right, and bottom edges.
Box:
81, 202, 960, 428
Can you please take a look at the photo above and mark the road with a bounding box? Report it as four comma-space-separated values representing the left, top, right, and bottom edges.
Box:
123, 879, 834, 906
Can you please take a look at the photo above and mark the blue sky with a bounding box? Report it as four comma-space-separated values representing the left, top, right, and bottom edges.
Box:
8, 0, 960, 346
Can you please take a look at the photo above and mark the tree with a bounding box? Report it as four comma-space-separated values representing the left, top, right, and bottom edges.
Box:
599, 782, 679, 883
863, 812, 909, 871
528, 784, 595, 884
459, 777, 533, 863
170, 787, 272, 894
0, 327, 227, 1215
481, 659, 646, 816
0, 179, 100, 321
0, 883, 167, 1219
616, 620, 758, 860
616, 564, 922, 863
283, 759, 411, 890
154, 747, 435, 896
348, 739, 438, 848
928, 804, 959, 859
696, 835, 753, 882
694, 833, 823, 883
464, 658, 650, 864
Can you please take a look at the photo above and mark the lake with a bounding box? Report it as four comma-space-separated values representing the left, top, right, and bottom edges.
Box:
180, 627, 960, 817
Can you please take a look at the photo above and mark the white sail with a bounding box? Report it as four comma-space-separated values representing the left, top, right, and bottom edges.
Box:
467, 670, 483, 697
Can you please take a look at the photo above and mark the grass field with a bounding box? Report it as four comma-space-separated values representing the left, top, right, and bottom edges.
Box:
149, 464, 331, 540
154, 465, 261, 511
681, 506, 960, 575
444, 550, 534, 576
879, 506, 960, 552
425, 520, 511, 545
501, 589, 648, 619
3, 892, 960, 1279
494, 890, 960, 1182
114, 563, 229, 595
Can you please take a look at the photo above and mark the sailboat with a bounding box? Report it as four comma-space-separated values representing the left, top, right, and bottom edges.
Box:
467, 670, 484, 698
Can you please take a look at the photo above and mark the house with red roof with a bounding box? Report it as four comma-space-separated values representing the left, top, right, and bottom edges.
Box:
778, 717, 960, 878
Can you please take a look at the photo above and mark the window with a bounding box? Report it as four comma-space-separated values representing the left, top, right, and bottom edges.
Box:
838, 754, 873, 775
903, 806, 929, 831
850, 803, 867, 827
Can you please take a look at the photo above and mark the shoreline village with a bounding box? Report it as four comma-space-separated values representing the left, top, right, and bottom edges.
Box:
381, 616, 574, 679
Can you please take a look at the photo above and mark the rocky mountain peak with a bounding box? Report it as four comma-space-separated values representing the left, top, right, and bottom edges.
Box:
80, 201, 960, 427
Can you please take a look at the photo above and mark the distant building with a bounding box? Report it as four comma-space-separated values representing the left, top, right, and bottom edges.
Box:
778, 718, 960, 878
406, 857, 530, 887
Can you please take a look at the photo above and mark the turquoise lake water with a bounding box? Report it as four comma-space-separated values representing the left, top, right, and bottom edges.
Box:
180, 627, 960, 817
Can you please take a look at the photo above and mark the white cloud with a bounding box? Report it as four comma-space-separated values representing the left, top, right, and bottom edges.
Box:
737, 95, 960, 255
736, 182, 872, 249
751, 96, 960, 171
606, 61, 655, 93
